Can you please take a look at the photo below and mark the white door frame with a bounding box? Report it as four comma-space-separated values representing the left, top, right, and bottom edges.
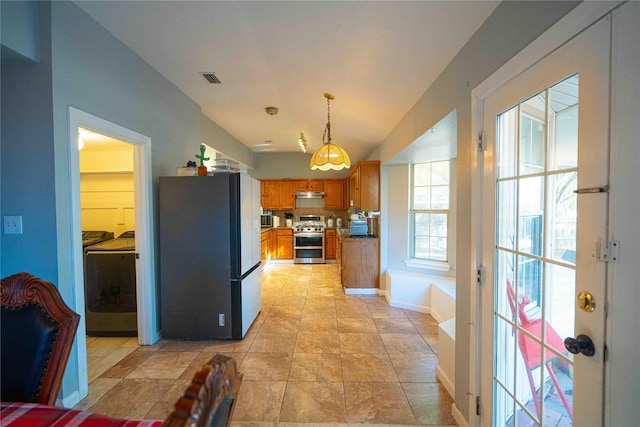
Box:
67, 107, 159, 404
468, 2, 622, 426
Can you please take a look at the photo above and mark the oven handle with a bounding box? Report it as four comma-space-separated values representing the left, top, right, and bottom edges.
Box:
294, 232, 325, 237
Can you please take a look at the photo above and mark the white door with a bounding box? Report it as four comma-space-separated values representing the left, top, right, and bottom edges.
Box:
480, 15, 610, 426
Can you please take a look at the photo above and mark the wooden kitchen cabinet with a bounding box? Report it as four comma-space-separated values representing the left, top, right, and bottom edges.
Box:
261, 229, 270, 261
347, 161, 380, 211
279, 180, 295, 209
260, 180, 280, 210
325, 228, 337, 260
323, 179, 346, 209
340, 236, 379, 288
275, 228, 293, 260
260, 180, 295, 210
295, 179, 324, 192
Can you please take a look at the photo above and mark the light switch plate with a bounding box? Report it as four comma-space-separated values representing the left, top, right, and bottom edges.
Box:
4, 216, 23, 234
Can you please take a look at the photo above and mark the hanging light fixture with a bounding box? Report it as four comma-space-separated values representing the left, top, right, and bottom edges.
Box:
309, 93, 351, 171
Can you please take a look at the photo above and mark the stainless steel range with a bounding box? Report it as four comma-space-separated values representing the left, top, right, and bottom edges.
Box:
293, 215, 325, 264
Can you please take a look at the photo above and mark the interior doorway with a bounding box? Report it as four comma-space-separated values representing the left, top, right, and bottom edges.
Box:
68, 107, 158, 403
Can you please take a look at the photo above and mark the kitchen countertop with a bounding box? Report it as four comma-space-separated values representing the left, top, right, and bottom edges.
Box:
336, 228, 379, 240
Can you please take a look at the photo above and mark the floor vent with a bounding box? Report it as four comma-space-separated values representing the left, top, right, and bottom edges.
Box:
201, 72, 221, 84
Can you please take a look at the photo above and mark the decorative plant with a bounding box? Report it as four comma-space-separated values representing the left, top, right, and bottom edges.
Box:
196, 144, 210, 166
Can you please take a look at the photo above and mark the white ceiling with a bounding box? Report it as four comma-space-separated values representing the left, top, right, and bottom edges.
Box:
74, 1, 499, 164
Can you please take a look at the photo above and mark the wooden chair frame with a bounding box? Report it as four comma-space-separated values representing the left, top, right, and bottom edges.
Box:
1, 272, 80, 405
163, 354, 242, 427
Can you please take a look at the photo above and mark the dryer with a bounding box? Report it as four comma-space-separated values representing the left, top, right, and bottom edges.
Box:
84, 231, 137, 336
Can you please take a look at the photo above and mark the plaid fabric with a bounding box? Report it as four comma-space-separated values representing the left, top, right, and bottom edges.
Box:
0, 402, 163, 427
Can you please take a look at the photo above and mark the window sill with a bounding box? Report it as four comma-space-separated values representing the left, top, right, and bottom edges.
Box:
404, 259, 451, 272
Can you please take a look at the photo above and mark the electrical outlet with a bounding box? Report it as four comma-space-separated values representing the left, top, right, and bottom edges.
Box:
4, 216, 23, 234
218, 313, 225, 327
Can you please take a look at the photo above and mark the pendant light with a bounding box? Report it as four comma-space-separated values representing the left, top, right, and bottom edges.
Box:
310, 93, 351, 171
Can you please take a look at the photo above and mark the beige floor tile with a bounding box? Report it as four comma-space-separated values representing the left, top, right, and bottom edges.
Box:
122, 337, 140, 347
422, 333, 440, 355
344, 382, 415, 424
380, 333, 433, 354
288, 353, 343, 382
240, 352, 292, 381
74, 378, 121, 410
274, 295, 306, 307
178, 351, 245, 380
88, 378, 174, 420
280, 382, 346, 422
304, 296, 336, 307
339, 333, 386, 353
88, 347, 136, 382
143, 379, 192, 420
373, 317, 419, 334
402, 382, 457, 425
100, 348, 153, 379
388, 353, 439, 383
205, 339, 254, 353
368, 306, 410, 319
341, 353, 398, 382
268, 305, 304, 318
232, 381, 287, 422
126, 351, 199, 379
157, 340, 210, 352
250, 332, 297, 353
87, 337, 132, 357
295, 332, 340, 354
337, 316, 379, 334
299, 317, 338, 333
260, 316, 300, 334
409, 316, 440, 334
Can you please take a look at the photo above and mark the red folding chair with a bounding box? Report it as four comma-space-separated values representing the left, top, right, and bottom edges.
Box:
506, 279, 572, 419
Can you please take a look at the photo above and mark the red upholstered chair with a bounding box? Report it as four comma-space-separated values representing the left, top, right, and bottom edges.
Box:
506, 279, 572, 419
1, 272, 80, 405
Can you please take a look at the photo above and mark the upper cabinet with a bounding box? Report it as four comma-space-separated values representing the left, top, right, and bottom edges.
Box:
260, 180, 295, 210
324, 179, 346, 210
348, 161, 380, 211
294, 179, 324, 192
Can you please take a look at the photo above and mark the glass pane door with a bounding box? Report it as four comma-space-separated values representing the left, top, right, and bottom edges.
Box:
493, 75, 579, 426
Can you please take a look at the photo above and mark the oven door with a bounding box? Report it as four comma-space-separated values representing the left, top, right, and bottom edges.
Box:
294, 232, 325, 264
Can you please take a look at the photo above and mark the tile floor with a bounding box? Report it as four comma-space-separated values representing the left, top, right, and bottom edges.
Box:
75, 263, 456, 425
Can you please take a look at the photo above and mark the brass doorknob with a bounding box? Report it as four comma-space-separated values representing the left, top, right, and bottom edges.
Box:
577, 291, 596, 312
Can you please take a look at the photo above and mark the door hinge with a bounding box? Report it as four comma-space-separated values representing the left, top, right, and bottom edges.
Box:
135, 253, 140, 259
476, 396, 481, 416
592, 240, 620, 263
477, 131, 485, 152
477, 267, 483, 286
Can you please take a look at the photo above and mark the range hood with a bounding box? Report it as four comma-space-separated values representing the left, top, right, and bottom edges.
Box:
295, 191, 324, 199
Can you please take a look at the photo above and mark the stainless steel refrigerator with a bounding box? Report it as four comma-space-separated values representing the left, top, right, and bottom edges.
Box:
159, 173, 262, 339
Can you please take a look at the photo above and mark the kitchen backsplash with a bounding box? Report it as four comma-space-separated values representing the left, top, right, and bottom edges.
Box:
270, 208, 348, 226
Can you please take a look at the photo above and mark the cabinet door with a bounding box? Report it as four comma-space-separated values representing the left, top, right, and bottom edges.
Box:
276, 231, 293, 259
309, 180, 324, 191
359, 162, 380, 211
279, 181, 295, 209
324, 180, 345, 209
348, 169, 359, 208
261, 180, 280, 209
325, 231, 336, 260
294, 180, 309, 191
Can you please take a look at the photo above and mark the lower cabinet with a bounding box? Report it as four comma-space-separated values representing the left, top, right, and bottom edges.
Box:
261, 229, 270, 261
339, 237, 379, 288
275, 228, 293, 260
325, 228, 337, 260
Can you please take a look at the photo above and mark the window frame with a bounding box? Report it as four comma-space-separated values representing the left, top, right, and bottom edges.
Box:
409, 160, 451, 265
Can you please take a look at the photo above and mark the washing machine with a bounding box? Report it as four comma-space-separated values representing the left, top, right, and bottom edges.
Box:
84, 231, 137, 336
82, 230, 114, 248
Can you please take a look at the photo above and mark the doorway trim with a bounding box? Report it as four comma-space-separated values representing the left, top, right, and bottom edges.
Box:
67, 107, 159, 403
468, 2, 621, 426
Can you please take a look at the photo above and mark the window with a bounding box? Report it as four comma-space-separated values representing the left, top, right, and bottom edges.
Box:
411, 160, 449, 262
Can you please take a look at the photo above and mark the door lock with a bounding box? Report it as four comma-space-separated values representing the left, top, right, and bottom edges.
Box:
564, 334, 595, 357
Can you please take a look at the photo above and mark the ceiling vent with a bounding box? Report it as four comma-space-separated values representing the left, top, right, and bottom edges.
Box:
201, 72, 221, 84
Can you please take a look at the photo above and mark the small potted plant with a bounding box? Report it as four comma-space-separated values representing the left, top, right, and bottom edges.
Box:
196, 144, 210, 176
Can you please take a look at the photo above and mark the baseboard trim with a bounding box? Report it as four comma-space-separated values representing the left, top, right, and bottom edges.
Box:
452, 403, 469, 427
344, 288, 379, 295
61, 390, 81, 408
436, 364, 455, 399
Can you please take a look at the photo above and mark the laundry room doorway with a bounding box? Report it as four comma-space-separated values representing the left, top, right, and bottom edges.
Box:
68, 107, 158, 401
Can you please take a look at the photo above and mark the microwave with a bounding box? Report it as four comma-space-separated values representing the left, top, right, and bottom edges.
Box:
260, 214, 273, 228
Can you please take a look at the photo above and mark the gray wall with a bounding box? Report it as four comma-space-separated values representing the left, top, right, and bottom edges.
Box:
0, 0, 40, 62
1, 0, 255, 401
376, 0, 580, 420
253, 152, 351, 179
